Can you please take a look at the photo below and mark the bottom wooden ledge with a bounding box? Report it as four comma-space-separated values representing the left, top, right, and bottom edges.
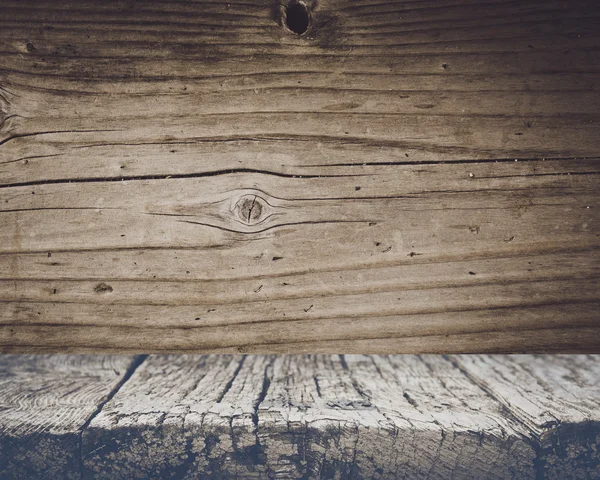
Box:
0, 355, 599, 479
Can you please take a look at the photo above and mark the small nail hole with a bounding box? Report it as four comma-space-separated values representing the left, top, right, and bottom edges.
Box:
285, 1, 310, 35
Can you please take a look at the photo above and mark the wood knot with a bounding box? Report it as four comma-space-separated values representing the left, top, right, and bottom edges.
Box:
235, 195, 266, 225
275, 0, 314, 35
285, 1, 310, 34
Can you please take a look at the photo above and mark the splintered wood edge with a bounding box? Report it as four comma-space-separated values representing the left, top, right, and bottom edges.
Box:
450, 354, 600, 480
3, 355, 598, 479
0, 355, 144, 480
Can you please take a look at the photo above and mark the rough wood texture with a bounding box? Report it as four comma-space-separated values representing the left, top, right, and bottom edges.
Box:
82, 355, 271, 479
452, 354, 600, 480
85, 354, 539, 479
0, 354, 141, 480
2, 354, 599, 479
1, 0, 600, 352
258, 354, 535, 479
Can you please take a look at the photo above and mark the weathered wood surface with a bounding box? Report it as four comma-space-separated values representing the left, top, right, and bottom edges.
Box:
453, 354, 600, 480
0, 354, 141, 480
1, 0, 599, 352
256, 354, 535, 479
2, 354, 599, 479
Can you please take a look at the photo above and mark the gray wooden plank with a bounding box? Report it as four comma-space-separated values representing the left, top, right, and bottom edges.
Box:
259, 354, 537, 479
0, 354, 140, 480
3, 354, 600, 478
82, 355, 272, 479
452, 354, 600, 480
83, 354, 537, 479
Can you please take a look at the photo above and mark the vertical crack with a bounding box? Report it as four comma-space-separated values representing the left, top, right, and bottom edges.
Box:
339, 355, 370, 403
216, 355, 246, 403
247, 196, 257, 224
249, 356, 274, 476
77, 354, 148, 479
252, 357, 274, 430
313, 375, 322, 398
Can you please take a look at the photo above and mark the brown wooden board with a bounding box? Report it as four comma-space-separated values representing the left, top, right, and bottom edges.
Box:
1, 0, 599, 352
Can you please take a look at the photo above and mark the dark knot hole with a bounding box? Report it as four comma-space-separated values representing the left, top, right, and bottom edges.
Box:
285, 1, 310, 35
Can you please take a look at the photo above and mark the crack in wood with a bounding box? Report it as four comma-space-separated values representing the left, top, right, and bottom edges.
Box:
1, 0, 599, 355
177, 218, 370, 235
0, 168, 364, 190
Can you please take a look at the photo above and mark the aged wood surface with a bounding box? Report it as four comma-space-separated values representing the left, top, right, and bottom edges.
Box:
257, 354, 535, 479
0, 0, 599, 352
452, 354, 600, 480
2, 354, 599, 479
0, 354, 141, 480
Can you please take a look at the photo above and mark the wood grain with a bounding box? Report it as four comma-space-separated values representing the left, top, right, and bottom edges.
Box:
453, 354, 600, 480
1, 0, 599, 352
2, 354, 599, 478
83, 354, 539, 479
0, 355, 600, 480
0, 354, 141, 480
82, 355, 272, 479
259, 354, 536, 479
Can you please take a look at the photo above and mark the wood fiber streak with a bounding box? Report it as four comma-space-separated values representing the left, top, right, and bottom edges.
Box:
0, 0, 599, 351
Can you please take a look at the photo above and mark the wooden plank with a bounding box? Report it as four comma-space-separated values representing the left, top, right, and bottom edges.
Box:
82, 355, 273, 479
83, 354, 537, 479
3, 354, 600, 478
1, 0, 599, 352
0, 354, 141, 480
259, 354, 537, 479
453, 354, 600, 480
